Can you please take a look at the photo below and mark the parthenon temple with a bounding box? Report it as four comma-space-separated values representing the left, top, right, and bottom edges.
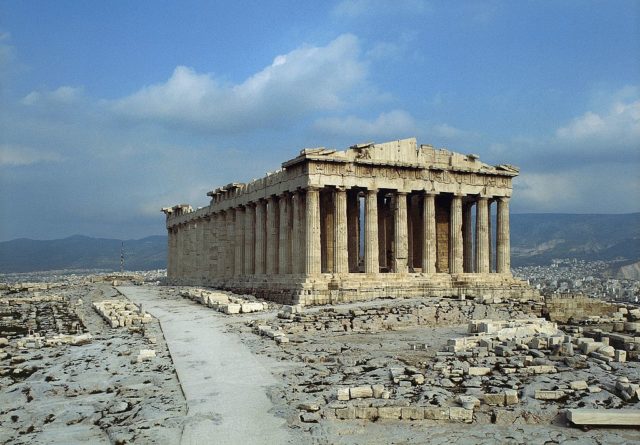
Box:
162, 138, 537, 305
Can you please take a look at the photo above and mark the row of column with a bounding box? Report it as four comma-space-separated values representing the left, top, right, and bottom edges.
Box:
167, 188, 511, 279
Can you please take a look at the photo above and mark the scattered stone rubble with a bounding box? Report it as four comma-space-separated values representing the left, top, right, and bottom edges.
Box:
236, 294, 639, 440
180, 287, 269, 314
92, 299, 154, 328
276, 296, 541, 333
0, 280, 187, 444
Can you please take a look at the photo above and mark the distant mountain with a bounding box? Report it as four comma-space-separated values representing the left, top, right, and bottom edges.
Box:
0, 235, 166, 273
510, 213, 640, 266
0, 213, 638, 273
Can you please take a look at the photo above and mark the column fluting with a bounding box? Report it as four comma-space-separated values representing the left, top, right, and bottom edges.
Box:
364, 188, 379, 274
449, 194, 463, 274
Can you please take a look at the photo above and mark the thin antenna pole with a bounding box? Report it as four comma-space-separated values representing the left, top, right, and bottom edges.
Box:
120, 241, 124, 273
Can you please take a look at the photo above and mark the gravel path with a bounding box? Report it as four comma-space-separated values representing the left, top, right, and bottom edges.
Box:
118, 286, 291, 445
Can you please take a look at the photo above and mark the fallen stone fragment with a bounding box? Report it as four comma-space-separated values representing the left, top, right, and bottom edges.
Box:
569, 380, 588, 391
534, 390, 565, 401
567, 408, 640, 427
504, 389, 519, 405
350, 386, 373, 399
483, 393, 505, 406
449, 407, 473, 423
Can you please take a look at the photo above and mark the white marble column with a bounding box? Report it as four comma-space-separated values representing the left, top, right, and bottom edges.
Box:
244, 204, 256, 276
449, 194, 463, 274
488, 200, 494, 272
496, 196, 511, 274
364, 188, 379, 274
255, 200, 267, 275
184, 222, 193, 278
234, 207, 245, 276
347, 191, 359, 272
422, 192, 437, 274
463, 202, 474, 273
279, 193, 291, 274
305, 187, 321, 275
266, 196, 279, 275
393, 191, 408, 273
167, 228, 174, 279
217, 212, 227, 278
333, 187, 348, 274
226, 209, 235, 278
475, 197, 490, 273
209, 214, 218, 279
196, 219, 204, 280
291, 192, 303, 274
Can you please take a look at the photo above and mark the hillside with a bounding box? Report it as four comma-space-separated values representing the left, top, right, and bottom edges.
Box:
0, 213, 638, 273
0, 235, 166, 273
510, 213, 640, 266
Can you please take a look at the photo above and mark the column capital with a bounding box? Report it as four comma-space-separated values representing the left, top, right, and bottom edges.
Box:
395, 190, 409, 196
497, 196, 510, 203
306, 185, 322, 192
424, 190, 439, 196
365, 187, 378, 195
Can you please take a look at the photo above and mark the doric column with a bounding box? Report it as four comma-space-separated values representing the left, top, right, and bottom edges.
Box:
255, 200, 267, 275
463, 203, 473, 272
244, 204, 255, 275
175, 224, 184, 278
226, 209, 235, 278
449, 194, 463, 274
305, 187, 321, 275
266, 196, 279, 275
496, 197, 511, 274
364, 188, 379, 274
196, 219, 204, 280
475, 197, 490, 273
488, 200, 494, 272
333, 187, 348, 274
201, 217, 209, 280
209, 214, 218, 279
347, 190, 359, 272
216, 212, 226, 277
184, 222, 193, 278
291, 192, 303, 274
393, 191, 408, 273
167, 228, 174, 279
278, 193, 291, 274
422, 192, 437, 273
234, 207, 245, 276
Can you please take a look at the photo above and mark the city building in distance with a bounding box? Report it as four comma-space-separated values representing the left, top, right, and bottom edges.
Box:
162, 138, 538, 305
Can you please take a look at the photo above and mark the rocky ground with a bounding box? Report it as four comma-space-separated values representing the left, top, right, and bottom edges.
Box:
0, 282, 187, 444
1, 277, 639, 444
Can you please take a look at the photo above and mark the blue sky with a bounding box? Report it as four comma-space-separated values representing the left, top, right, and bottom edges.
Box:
1, 0, 638, 241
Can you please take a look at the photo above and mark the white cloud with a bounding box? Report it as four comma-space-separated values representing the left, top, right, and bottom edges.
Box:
21, 86, 85, 105
555, 97, 640, 145
313, 109, 469, 144
112, 34, 367, 132
514, 163, 640, 213
0, 144, 61, 166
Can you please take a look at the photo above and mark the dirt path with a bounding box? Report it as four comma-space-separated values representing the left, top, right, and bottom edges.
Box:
118, 286, 291, 445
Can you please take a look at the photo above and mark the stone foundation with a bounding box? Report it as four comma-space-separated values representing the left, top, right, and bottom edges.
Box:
169, 272, 539, 306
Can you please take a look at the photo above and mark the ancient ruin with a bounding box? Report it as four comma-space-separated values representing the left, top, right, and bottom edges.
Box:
162, 138, 537, 305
